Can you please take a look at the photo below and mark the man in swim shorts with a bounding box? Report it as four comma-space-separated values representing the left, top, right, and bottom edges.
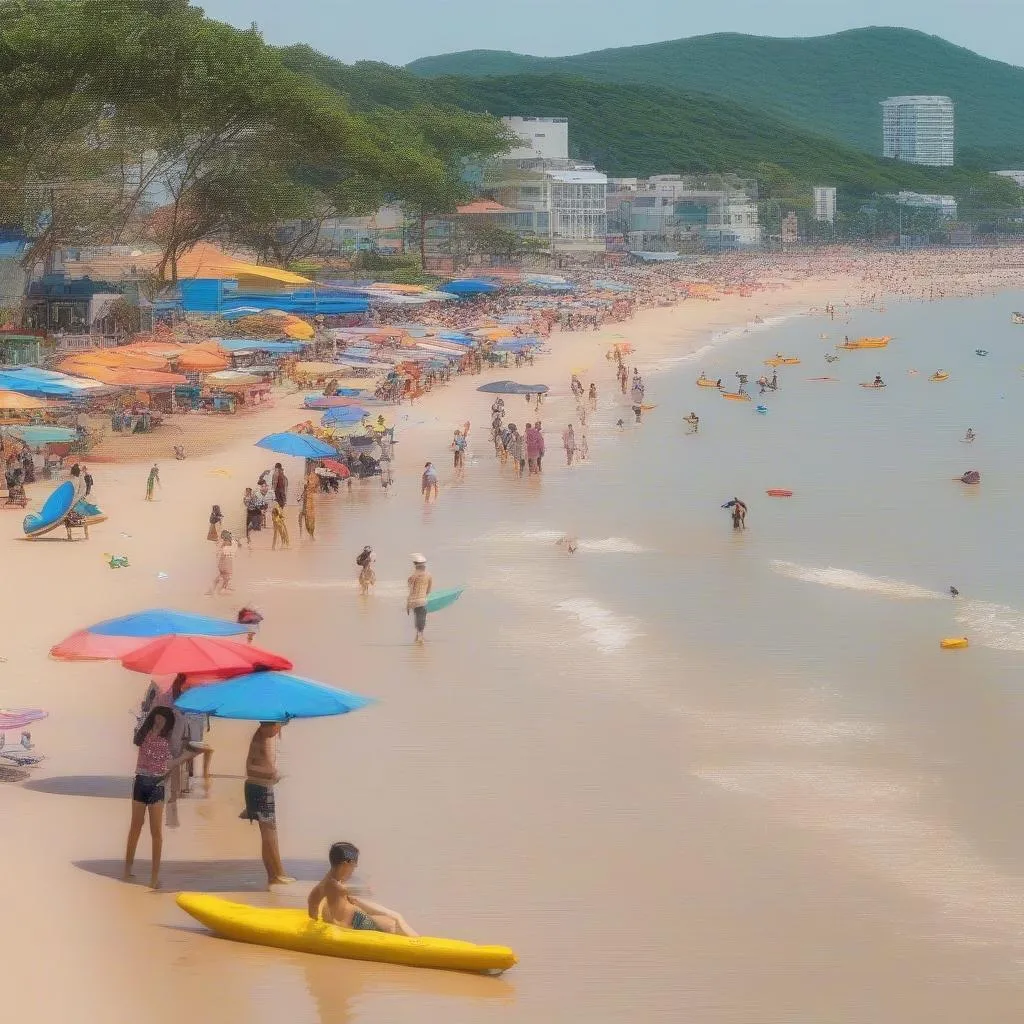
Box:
240, 722, 294, 888
307, 841, 418, 936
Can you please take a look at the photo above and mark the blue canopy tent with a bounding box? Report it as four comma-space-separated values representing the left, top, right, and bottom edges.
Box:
438, 331, 475, 345
321, 405, 368, 426
440, 279, 498, 296
212, 338, 305, 354
492, 337, 540, 353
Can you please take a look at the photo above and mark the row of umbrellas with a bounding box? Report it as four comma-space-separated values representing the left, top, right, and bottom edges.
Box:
52, 609, 371, 722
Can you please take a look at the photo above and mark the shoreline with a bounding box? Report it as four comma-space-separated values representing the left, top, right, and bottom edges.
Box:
4, 253, 1024, 1023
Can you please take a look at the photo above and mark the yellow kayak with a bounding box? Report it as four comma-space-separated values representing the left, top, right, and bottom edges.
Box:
929, 371, 949, 382
940, 637, 968, 650
837, 336, 890, 350
696, 377, 722, 388
721, 391, 751, 402
764, 356, 800, 367
176, 893, 517, 974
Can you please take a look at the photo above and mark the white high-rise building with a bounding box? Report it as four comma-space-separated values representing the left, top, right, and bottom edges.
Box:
501, 117, 569, 161
813, 186, 837, 223
881, 96, 954, 167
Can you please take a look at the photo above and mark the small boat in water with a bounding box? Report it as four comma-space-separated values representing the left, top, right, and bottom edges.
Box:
975, 349, 988, 356
930, 370, 950, 381
838, 336, 891, 350
1012, 312, 1024, 325
696, 375, 722, 388
721, 390, 751, 402
859, 381, 887, 389
764, 355, 800, 367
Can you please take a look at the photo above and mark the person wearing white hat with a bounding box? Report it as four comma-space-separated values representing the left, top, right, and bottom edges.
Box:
406, 554, 433, 644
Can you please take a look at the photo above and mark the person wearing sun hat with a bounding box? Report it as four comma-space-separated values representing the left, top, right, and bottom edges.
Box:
406, 553, 433, 644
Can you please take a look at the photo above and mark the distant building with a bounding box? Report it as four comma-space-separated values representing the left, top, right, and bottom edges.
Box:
994, 170, 1024, 188
781, 212, 800, 246
885, 191, 958, 219
501, 117, 569, 162
607, 174, 760, 249
813, 186, 837, 223
881, 96, 954, 167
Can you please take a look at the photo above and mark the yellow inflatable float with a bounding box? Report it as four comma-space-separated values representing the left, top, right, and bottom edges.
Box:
764, 355, 800, 367
940, 637, 968, 650
176, 893, 517, 974
721, 391, 752, 402
696, 376, 722, 388
929, 371, 950, 382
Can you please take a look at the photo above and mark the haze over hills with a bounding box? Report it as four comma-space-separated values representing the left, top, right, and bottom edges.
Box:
279, 46, 1021, 208
405, 27, 1024, 164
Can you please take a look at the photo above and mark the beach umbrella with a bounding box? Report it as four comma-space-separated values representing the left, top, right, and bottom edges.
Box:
84, 608, 249, 639
120, 635, 293, 677
320, 458, 352, 478
0, 390, 47, 410
174, 671, 373, 723
438, 331, 475, 345
477, 380, 549, 395
50, 630, 156, 661
0, 708, 48, 731
321, 405, 369, 425
255, 432, 336, 459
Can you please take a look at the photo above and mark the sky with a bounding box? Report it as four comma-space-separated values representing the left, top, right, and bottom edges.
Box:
197, 0, 1024, 68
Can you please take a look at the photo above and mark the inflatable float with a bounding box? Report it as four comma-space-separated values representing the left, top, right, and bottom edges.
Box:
807, 376, 839, 382
764, 356, 800, 367
975, 349, 988, 357
838, 336, 890, 350
940, 637, 968, 650
859, 382, 887, 389
766, 489, 793, 497
721, 391, 751, 402
929, 371, 950, 382
23, 481, 105, 539
176, 893, 517, 974
696, 376, 722, 388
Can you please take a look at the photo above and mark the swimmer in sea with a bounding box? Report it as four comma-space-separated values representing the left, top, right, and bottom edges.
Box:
308, 842, 417, 936
949, 586, 960, 598
964, 428, 976, 443
873, 374, 884, 386
557, 535, 578, 554
685, 412, 699, 434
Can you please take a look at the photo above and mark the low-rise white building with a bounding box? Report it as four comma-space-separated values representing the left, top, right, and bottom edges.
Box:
885, 191, 958, 219
813, 186, 837, 223
501, 117, 569, 162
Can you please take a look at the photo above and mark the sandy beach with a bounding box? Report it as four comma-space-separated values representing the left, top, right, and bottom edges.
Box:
3, 250, 1021, 1023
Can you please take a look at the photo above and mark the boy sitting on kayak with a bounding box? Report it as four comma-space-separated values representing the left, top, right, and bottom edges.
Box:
307, 842, 418, 937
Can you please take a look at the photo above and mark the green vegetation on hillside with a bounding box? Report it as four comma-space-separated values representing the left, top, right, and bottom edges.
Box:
279, 50, 1020, 210
407, 27, 1024, 165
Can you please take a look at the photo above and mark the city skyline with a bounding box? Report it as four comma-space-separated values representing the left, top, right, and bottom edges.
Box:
197, 0, 1024, 69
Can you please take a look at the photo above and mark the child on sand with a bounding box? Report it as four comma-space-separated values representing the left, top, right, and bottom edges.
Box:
208, 531, 237, 595
307, 842, 418, 936
207, 505, 223, 541
270, 502, 290, 549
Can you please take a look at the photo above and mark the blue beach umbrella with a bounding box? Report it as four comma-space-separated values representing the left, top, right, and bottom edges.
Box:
256, 432, 336, 459
438, 331, 475, 345
440, 279, 498, 296
321, 405, 368, 426
477, 380, 550, 395
86, 609, 248, 638
175, 671, 374, 723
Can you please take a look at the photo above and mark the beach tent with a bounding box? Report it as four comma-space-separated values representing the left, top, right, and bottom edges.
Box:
176, 348, 230, 372
212, 338, 304, 354
6, 425, 78, 445
440, 279, 499, 296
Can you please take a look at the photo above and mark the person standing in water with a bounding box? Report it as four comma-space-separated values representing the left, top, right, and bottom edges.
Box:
406, 553, 433, 644
240, 722, 294, 888
588, 382, 598, 411
563, 423, 576, 465
207, 530, 238, 595
421, 462, 439, 502
145, 464, 160, 501
357, 545, 376, 595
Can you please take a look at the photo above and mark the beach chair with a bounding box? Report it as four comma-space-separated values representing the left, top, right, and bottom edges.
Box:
0, 731, 43, 767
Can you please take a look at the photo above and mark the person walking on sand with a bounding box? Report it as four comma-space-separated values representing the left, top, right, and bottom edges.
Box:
270, 502, 290, 549
535, 420, 545, 472
525, 422, 542, 475
588, 382, 598, 412
207, 504, 223, 542
563, 423, 576, 466
208, 530, 237, 595
357, 545, 376, 595
124, 706, 198, 890
451, 429, 466, 480
406, 553, 433, 644
145, 463, 160, 501
580, 433, 589, 461
421, 462, 439, 502
507, 424, 524, 477
298, 470, 317, 539
243, 487, 263, 547
271, 462, 288, 508
240, 722, 294, 888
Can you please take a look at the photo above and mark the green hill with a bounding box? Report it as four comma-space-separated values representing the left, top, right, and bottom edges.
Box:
277, 48, 1020, 208
406, 27, 1024, 164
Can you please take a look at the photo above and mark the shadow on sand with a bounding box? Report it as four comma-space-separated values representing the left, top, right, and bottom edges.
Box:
74, 857, 324, 892
23, 772, 245, 799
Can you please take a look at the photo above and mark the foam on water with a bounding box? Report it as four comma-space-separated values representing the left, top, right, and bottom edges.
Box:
770, 560, 946, 601
251, 578, 408, 597
483, 527, 649, 554
955, 600, 1024, 652
556, 597, 643, 653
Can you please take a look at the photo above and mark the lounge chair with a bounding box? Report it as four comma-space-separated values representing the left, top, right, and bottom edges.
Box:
0, 732, 42, 767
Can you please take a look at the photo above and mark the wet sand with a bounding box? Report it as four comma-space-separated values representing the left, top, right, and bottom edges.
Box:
3, 265, 1018, 1023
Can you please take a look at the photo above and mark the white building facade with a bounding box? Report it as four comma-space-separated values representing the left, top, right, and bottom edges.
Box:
881, 96, 955, 166
501, 117, 570, 162
885, 191, 958, 219
813, 186, 837, 223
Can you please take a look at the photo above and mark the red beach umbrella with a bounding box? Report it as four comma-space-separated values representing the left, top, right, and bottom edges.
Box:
120, 635, 293, 678
320, 458, 351, 478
